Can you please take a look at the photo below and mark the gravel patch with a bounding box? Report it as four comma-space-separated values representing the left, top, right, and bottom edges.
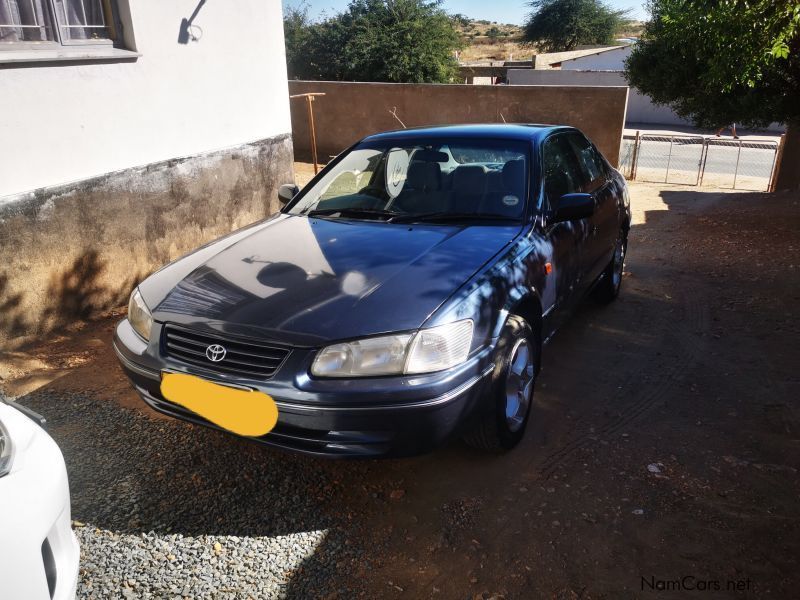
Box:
21, 390, 369, 599
75, 528, 327, 599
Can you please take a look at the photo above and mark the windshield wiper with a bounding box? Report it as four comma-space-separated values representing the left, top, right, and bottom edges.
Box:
389, 212, 517, 224
305, 207, 397, 220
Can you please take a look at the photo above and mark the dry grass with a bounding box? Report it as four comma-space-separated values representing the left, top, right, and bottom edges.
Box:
457, 20, 520, 37
455, 19, 531, 63
454, 18, 644, 63
617, 21, 645, 38
458, 40, 532, 63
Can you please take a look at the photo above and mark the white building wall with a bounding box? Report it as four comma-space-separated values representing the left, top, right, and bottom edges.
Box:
0, 0, 291, 198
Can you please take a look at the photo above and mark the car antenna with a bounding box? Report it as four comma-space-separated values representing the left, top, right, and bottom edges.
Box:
389, 107, 407, 129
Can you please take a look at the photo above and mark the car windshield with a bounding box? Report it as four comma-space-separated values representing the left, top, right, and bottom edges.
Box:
286, 139, 529, 223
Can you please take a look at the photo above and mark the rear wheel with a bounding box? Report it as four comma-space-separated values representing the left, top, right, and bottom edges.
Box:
593, 231, 626, 304
463, 315, 540, 452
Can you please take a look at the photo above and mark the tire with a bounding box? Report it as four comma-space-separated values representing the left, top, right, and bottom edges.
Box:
593, 231, 627, 304
463, 314, 540, 452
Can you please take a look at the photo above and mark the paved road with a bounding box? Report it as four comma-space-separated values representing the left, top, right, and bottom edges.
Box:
620, 138, 777, 189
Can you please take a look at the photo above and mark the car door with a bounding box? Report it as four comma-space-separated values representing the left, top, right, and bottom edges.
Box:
565, 132, 619, 285
540, 134, 592, 327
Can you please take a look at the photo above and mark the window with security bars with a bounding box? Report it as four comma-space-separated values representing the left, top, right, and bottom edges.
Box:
0, 0, 116, 47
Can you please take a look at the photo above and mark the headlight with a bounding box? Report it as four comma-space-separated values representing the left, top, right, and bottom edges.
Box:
128, 288, 153, 341
311, 319, 473, 377
0, 417, 13, 478
312, 333, 413, 377
405, 320, 474, 374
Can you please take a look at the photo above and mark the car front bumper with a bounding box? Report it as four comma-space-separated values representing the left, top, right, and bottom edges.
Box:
114, 319, 497, 457
0, 403, 80, 600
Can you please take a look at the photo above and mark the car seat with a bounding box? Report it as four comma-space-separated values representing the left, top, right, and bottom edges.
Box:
393, 161, 448, 213
451, 165, 488, 213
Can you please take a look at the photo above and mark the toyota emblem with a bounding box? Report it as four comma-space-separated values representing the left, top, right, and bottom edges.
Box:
205, 344, 227, 362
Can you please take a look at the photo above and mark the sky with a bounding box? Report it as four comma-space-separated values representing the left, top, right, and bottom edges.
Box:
292, 0, 648, 24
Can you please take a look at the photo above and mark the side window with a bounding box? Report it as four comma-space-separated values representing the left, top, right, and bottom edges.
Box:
543, 135, 584, 209
0, 0, 124, 48
566, 133, 607, 193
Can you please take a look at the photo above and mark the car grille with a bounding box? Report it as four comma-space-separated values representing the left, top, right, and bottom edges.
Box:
163, 325, 290, 379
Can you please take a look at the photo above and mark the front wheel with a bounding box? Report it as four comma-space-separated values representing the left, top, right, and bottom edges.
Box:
593, 231, 626, 304
462, 315, 540, 452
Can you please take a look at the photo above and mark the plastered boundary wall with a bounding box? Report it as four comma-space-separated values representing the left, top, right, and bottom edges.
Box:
507, 69, 691, 127
0, 135, 293, 347
289, 81, 628, 167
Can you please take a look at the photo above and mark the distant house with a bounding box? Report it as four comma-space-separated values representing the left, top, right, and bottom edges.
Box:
558, 45, 631, 70
507, 42, 693, 126
514, 43, 782, 132
533, 46, 622, 70
528, 43, 692, 126
456, 46, 626, 84
0, 0, 294, 344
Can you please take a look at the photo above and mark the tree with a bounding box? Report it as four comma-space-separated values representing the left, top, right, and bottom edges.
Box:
451, 13, 471, 28
283, 5, 314, 80
625, 0, 800, 189
523, 0, 630, 52
283, 0, 463, 84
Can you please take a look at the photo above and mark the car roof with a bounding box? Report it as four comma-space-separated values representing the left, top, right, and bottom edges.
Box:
361, 123, 571, 145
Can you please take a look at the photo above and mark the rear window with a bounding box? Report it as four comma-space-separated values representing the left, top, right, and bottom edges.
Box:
448, 145, 527, 166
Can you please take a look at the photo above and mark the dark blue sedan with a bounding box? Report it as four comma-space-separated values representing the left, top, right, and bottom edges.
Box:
114, 124, 631, 457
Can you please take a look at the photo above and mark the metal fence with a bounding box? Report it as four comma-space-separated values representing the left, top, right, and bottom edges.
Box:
619, 133, 780, 191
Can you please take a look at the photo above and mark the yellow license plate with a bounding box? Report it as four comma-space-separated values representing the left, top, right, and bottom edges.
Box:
160, 372, 278, 437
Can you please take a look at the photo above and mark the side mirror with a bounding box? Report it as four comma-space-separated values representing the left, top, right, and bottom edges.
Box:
552, 193, 594, 223
278, 183, 299, 205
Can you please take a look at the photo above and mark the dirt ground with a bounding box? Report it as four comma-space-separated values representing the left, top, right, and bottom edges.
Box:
2, 181, 799, 598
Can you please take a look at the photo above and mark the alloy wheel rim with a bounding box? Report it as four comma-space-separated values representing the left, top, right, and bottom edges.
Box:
504, 338, 535, 432
612, 237, 625, 289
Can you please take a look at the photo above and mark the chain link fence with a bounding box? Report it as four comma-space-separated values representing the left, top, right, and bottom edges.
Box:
619, 133, 780, 191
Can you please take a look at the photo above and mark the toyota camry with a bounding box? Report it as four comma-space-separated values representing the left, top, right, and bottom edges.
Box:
114, 124, 631, 457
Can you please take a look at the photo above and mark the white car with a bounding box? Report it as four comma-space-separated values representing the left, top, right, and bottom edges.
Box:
0, 399, 79, 600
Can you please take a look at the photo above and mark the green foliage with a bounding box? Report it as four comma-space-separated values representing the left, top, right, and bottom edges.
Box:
523, 0, 630, 52
451, 13, 471, 28
283, 0, 463, 83
283, 5, 309, 79
625, 0, 800, 128
486, 26, 502, 41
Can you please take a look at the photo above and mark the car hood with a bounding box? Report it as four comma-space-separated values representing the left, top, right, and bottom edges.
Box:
140, 214, 520, 345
